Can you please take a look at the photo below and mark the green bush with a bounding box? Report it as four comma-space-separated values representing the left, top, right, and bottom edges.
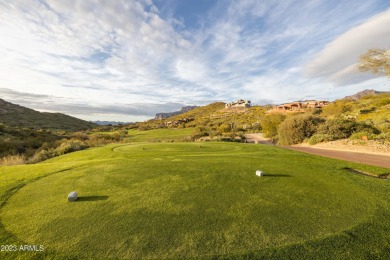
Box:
317, 119, 380, 141
360, 107, 376, 114
374, 132, 390, 142
138, 125, 152, 131
191, 126, 210, 140
355, 122, 380, 135
308, 134, 333, 145
350, 131, 377, 140
218, 123, 231, 133
278, 115, 324, 145
316, 119, 357, 140
261, 113, 286, 140
322, 100, 353, 116
251, 122, 261, 131
71, 132, 89, 141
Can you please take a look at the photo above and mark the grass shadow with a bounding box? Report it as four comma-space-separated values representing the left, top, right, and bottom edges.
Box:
262, 174, 291, 177
343, 167, 389, 179
76, 196, 109, 202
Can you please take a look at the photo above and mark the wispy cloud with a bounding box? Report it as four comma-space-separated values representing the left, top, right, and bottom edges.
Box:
305, 7, 390, 85
0, 0, 389, 121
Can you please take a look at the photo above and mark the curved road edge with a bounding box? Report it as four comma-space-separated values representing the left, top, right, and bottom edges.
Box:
283, 146, 390, 169
245, 133, 390, 169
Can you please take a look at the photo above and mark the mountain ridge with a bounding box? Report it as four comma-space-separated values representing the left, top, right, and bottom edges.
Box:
155, 105, 199, 120
0, 98, 96, 131
342, 89, 390, 100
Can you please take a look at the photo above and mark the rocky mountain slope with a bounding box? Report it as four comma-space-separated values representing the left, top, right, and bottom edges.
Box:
155, 106, 199, 119
343, 89, 390, 100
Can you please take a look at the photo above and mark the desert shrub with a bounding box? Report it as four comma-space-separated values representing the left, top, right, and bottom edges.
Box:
322, 100, 353, 117
107, 132, 121, 141
218, 123, 231, 133
71, 132, 89, 141
0, 154, 25, 166
55, 140, 88, 155
85, 135, 110, 147
251, 122, 261, 132
220, 136, 233, 142
261, 113, 286, 140
311, 108, 323, 115
355, 122, 380, 135
235, 132, 246, 142
278, 115, 324, 145
209, 129, 222, 138
309, 134, 333, 145
350, 131, 377, 140
317, 119, 379, 141
126, 124, 138, 130
138, 125, 152, 131
316, 119, 358, 140
87, 132, 122, 143
382, 133, 390, 142
191, 126, 210, 140
360, 107, 376, 114
185, 121, 197, 128
29, 149, 57, 163
375, 132, 390, 142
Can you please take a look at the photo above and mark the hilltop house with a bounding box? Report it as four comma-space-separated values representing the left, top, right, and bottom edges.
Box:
225, 99, 251, 109
269, 100, 329, 113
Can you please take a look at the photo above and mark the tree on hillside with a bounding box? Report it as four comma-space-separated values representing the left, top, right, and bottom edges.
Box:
358, 47, 390, 77
260, 113, 286, 141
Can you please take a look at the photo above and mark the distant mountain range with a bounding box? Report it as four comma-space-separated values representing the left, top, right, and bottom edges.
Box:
343, 89, 390, 100
155, 106, 199, 120
0, 98, 96, 131
93, 120, 132, 126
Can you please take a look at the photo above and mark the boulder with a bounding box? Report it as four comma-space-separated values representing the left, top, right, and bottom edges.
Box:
68, 191, 78, 202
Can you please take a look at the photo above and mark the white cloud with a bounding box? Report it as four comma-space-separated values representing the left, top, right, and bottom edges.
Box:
0, 0, 194, 115
175, 58, 208, 82
305, 7, 390, 84
0, 0, 389, 121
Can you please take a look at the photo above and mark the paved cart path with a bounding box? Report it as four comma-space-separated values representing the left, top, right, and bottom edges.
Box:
244, 133, 274, 145
245, 134, 390, 169
285, 146, 390, 169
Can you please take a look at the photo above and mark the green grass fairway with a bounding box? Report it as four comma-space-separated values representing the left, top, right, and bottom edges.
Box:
127, 128, 194, 142
1, 142, 390, 259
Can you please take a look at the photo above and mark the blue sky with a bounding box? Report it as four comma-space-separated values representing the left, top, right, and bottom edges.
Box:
0, 0, 389, 122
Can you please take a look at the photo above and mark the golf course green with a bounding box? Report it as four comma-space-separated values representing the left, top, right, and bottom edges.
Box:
1, 142, 389, 259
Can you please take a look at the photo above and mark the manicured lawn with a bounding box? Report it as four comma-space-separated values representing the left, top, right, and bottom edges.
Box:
0, 142, 389, 259
126, 128, 194, 142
